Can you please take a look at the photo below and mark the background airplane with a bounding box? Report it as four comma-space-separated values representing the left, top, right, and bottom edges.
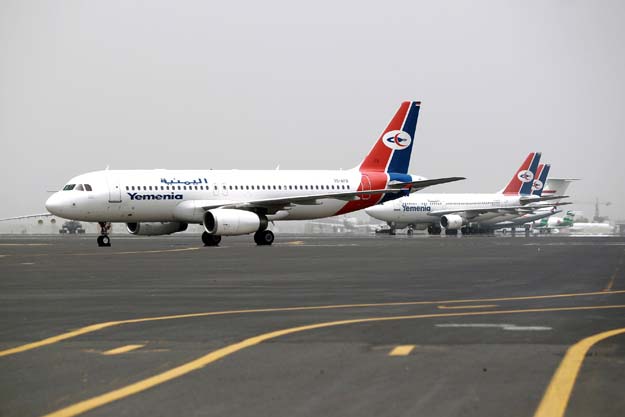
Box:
365, 153, 568, 235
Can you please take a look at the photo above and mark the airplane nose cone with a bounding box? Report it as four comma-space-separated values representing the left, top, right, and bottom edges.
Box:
365, 204, 384, 219
45, 193, 63, 215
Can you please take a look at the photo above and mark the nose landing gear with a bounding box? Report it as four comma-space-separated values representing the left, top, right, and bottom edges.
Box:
97, 222, 112, 247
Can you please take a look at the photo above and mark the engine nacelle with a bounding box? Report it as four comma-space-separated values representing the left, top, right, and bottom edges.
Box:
203, 209, 268, 236
126, 222, 188, 236
440, 214, 466, 230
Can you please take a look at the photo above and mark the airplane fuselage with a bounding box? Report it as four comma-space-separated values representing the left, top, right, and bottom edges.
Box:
46, 169, 419, 224
365, 193, 530, 228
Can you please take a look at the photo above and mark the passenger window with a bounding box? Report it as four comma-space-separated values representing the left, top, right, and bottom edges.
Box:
149, 186, 153, 190
125, 186, 129, 191
131, 186, 135, 191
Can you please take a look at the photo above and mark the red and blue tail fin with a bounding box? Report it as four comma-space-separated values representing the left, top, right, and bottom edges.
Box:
500, 152, 542, 195
358, 101, 421, 174
531, 163, 551, 196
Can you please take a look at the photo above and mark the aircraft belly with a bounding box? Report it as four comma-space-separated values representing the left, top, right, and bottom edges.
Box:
283, 199, 346, 220
401, 211, 433, 224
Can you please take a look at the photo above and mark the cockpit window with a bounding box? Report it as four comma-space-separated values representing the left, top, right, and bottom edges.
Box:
84, 184, 92, 191
75, 184, 84, 191
63, 184, 76, 191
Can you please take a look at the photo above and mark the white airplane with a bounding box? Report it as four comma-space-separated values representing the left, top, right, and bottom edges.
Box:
568, 222, 615, 235
309, 215, 380, 233
45, 101, 463, 247
365, 153, 567, 235
531, 210, 576, 233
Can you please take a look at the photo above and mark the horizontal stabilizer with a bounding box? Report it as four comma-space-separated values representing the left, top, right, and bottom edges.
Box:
388, 176, 465, 190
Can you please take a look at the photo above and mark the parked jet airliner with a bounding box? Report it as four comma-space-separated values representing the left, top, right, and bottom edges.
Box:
45, 101, 463, 246
365, 153, 568, 235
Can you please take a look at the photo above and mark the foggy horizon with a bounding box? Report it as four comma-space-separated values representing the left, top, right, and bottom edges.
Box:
1, 0, 624, 220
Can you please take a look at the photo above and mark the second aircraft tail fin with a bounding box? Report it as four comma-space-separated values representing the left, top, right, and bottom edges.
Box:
531, 163, 551, 196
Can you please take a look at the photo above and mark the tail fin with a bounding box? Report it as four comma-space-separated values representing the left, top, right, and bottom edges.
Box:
358, 101, 421, 174
531, 163, 551, 196
542, 178, 578, 199
500, 152, 542, 195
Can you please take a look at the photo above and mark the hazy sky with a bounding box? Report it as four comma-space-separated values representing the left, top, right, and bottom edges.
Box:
1, 0, 624, 219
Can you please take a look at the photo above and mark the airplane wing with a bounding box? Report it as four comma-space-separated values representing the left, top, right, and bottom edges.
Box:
200, 188, 403, 213
0, 213, 53, 221
426, 205, 558, 219
387, 177, 465, 190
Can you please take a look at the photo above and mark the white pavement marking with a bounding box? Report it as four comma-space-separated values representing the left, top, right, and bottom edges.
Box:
436, 323, 552, 331
102, 344, 145, 355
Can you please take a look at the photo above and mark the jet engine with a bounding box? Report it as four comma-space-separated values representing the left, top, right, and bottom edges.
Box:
203, 209, 268, 236
440, 214, 466, 230
126, 222, 188, 236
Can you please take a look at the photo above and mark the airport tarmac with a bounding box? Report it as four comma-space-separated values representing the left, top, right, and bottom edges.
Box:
1, 234, 624, 417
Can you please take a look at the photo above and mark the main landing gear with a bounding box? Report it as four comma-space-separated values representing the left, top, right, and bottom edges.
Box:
427, 225, 442, 235
97, 222, 112, 247
202, 232, 222, 247
254, 230, 274, 246
201, 230, 275, 246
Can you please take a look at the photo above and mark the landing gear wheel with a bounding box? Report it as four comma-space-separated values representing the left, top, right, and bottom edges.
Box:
202, 232, 221, 246
427, 225, 442, 235
407, 228, 414, 236
97, 235, 111, 247
254, 230, 274, 246
445, 229, 458, 236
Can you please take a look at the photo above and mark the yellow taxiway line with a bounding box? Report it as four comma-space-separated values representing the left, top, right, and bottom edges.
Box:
2, 289, 625, 358
437, 304, 498, 310
533, 327, 625, 417
389, 345, 415, 356
40, 304, 625, 417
